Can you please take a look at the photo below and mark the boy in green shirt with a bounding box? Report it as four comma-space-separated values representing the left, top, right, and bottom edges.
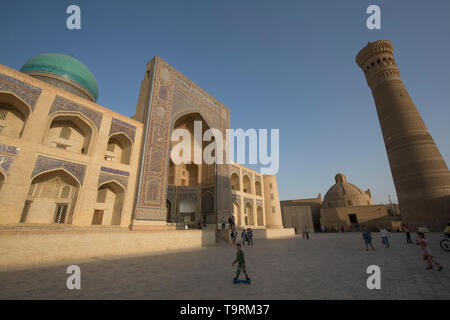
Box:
232, 244, 250, 281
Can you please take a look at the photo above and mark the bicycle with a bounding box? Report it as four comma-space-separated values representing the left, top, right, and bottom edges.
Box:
440, 236, 450, 252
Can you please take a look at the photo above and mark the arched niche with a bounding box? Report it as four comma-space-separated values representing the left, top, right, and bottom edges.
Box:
22, 169, 80, 224
243, 175, 252, 194
231, 172, 240, 191
233, 201, 241, 226
95, 181, 125, 226
105, 133, 133, 164
244, 202, 254, 226
44, 114, 94, 155
255, 181, 262, 196
0, 92, 32, 138
257, 205, 264, 226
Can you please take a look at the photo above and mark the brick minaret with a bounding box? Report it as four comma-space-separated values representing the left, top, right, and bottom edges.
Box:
356, 40, 450, 231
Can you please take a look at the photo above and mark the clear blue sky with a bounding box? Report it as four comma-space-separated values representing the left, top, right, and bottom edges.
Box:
1, 0, 450, 204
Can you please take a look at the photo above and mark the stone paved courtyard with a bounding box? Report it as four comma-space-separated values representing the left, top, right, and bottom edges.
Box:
0, 232, 449, 299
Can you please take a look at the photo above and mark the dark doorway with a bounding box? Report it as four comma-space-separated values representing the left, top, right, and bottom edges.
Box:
348, 213, 358, 224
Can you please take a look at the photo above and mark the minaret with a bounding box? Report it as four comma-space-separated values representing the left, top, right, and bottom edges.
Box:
356, 40, 450, 231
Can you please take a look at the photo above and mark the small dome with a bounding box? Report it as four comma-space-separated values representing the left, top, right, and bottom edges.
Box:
323, 173, 373, 208
20, 53, 98, 102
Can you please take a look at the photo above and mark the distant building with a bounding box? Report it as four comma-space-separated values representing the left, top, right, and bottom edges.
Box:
280, 194, 322, 233
320, 173, 402, 231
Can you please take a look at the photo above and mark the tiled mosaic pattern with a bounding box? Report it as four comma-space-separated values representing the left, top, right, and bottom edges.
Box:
98, 172, 128, 190
0, 143, 19, 155
135, 57, 232, 221
244, 197, 254, 206
0, 143, 19, 175
0, 73, 42, 110
31, 155, 86, 185
49, 96, 103, 130
109, 118, 136, 142
0, 154, 15, 174
100, 166, 130, 177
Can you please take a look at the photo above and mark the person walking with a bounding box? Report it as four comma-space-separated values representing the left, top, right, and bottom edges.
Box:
362, 226, 375, 251
232, 244, 250, 281
241, 229, 247, 246
403, 224, 412, 244
380, 226, 390, 248
247, 228, 253, 246
341, 225, 345, 233
228, 216, 233, 229
230, 228, 237, 246
416, 232, 443, 270
305, 227, 309, 240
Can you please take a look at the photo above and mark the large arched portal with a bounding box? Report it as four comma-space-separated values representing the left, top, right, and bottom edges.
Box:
21, 169, 79, 224
168, 112, 217, 225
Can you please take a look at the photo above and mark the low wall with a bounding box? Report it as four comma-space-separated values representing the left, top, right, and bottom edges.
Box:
0, 229, 215, 269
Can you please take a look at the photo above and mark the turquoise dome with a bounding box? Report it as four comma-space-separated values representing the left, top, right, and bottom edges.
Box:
20, 53, 98, 102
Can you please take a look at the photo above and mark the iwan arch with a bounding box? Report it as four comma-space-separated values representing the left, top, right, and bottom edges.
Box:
0, 52, 291, 262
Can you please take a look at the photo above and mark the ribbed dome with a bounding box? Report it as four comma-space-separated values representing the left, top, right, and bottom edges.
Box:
323, 173, 373, 208
20, 53, 98, 102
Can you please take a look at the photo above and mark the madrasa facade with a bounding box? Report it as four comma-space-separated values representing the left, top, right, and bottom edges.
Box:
0, 54, 285, 232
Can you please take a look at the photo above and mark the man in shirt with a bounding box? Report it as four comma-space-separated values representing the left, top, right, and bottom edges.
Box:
232, 244, 250, 281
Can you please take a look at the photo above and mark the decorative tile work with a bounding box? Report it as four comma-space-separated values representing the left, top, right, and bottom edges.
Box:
0, 73, 42, 110
167, 185, 176, 203
49, 96, 103, 130
0, 154, 15, 174
0, 143, 19, 155
98, 172, 128, 190
231, 165, 240, 175
135, 57, 232, 221
31, 156, 86, 185
244, 197, 254, 206
232, 193, 241, 203
256, 199, 263, 207
109, 118, 136, 142
100, 166, 130, 177
180, 187, 198, 201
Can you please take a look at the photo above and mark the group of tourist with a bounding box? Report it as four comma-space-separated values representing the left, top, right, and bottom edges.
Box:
361, 223, 446, 271
230, 228, 253, 246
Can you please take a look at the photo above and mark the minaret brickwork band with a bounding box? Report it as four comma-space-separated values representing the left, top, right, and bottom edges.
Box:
356, 40, 450, 231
